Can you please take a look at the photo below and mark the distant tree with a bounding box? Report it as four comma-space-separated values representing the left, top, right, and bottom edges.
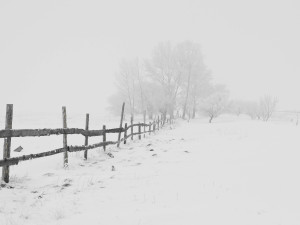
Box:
200, 85, 229, 123
258, 95, 278, 121
145, 42, 182, 119
113, 59, 138, 118
174, 41, 206, 119
242, 101, 259, 119
110, 41, 217, 120
190, 69, 212, 118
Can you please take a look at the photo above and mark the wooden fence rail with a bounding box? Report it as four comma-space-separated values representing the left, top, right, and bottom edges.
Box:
0, 127, 124, 138
0, 103, 173, 183
0, 141, 118, 167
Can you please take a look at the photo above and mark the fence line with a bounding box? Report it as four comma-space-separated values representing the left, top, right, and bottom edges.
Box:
0, 103, 174, 183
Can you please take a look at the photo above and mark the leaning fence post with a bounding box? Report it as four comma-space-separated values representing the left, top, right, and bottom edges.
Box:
138, 123, 141, 140
124, 123, 127, 144
84, 113, 89, 160
130, 116, 133, 141
2, 104, 13, 183
103, 125, 106, 151
117, 102, 125, 147
62, 106, 68, 167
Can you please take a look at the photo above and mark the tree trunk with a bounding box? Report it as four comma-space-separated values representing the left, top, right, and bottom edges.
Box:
192, 96, 196, 119
182, 68, 192, 119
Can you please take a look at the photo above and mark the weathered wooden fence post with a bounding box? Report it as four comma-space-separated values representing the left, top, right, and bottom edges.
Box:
138, 123, 141, 140
153, 122, 156, 133
84, 113, 89, 160
2, 104, 13, 183
157, 116, 160, 130
62, 106, 68, 167
117, 102, 125, 147
143, 110, 146, 138
130, 116, 133, 141
149, 122, 151, 135
124, 123, 127, 144
103, 125, 106, 151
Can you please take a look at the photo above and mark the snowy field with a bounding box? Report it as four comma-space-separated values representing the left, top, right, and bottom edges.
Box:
1, 114, 300, 225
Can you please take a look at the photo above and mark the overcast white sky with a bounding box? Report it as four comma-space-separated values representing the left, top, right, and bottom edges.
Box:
0, 0, 299, 114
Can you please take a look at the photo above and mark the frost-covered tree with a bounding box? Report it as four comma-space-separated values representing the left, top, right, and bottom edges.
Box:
145, 42, 182, 119
174, 41, 207, 119
200, 85, 229, 123
110, 41, 216, 120
258, 95, 278, 121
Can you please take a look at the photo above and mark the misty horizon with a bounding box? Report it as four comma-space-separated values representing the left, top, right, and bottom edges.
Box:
1, 0, 300, 114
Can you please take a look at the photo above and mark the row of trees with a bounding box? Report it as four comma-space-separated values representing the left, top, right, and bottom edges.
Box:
231, 95, 278, 121
109, 41, 277, 122
110, 41, 222, 121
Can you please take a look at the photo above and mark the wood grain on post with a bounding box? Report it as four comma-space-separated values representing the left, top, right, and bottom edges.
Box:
62, 106, 68, 167
130, 116, 133, 140
117, 102, 125, 147
103, 125, 106, 151
138, 123, 141, 140
124, 123, 127, 144
2, 104, 13, 183
84, 113, 89, 160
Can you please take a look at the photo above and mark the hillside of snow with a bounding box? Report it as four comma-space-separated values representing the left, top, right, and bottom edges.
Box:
1, 115, 300, 225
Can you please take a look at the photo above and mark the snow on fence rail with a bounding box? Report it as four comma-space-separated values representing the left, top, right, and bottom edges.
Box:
0, 104, 173, 183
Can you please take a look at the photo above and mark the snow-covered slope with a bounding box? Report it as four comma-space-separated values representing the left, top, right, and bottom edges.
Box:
1, 116, 300, 225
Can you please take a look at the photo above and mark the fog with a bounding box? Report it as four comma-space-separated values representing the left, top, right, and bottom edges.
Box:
0, 0, 300, 114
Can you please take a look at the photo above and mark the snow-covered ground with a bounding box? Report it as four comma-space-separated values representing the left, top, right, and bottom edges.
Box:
1, 115, 300, 225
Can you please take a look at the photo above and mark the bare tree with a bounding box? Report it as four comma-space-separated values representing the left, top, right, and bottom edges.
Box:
145, 42, 182, 119
242, 101, 259, 119
175, 41, 206, 119
258, 95, 278, 121
113, 59, 139, 119
200, 85, 229, 123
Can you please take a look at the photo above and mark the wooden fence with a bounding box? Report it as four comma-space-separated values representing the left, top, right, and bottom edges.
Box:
0, 104, 173, 183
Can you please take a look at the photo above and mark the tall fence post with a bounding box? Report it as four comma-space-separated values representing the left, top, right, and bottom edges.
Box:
117, 102, 125, 147
84, 113, 89, 160
62, 106, 68, 168
157, 116, 160, 130
124, 123, 127, 144
143, 110, 146, 138
2, 104, 13, 183
130, 116, 133, 141
103, 125, 106, 151
153, 122, 156, 133
138, 123, 141, 140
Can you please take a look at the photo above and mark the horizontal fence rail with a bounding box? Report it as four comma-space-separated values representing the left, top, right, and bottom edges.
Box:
0, 127, 124, 138
0, 141, 118, 167
0, 103, 174, 183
